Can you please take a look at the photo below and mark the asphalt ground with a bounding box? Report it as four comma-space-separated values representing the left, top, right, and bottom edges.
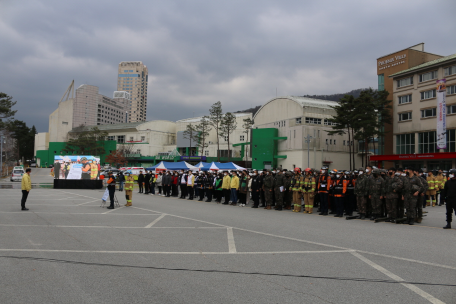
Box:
0, 169, 455, 304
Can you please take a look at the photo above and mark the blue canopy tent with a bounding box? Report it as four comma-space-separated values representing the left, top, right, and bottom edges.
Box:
145, 161, 199, 171
195, 162, 209, 168
200, 162, 246, 171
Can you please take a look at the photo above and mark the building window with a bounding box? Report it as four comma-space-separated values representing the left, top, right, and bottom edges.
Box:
447, 85, 456, 95
444, 65, 456, 76
224, 136, 228, 142
418, 131, 436, 153
378, 74, 384, 91
141, 136, 145, 141
444, 129, 456, 152
204, 150, 209, 156
129, 137, 134, 141
305, 117, 322, 125
240, 135, 245, 141
324, 119, 336, 126
396, 133, 415, 154
421, 108, 436, 118
329, 139, 332, 144
397, 77, 413, 88
448, 104, 456, 114
334, 140, 336, 145
107, 136, 115, 141
117, 135, 125, 143
325, 139, 328, 145
343, 140, 346, 146
419, 71, 437, 82
136, 149, 141, 154
398, 112, 412, 121
296, 117, 301, 124
421, 89, 436, 100
398, 94, 412, 105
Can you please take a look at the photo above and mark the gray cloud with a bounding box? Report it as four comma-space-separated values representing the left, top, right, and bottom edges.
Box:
1, 0, 455, 132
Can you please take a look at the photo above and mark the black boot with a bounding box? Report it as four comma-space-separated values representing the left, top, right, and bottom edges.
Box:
408, 219, 414, 225
360, 214, 366, 220
443, 222, 451, 229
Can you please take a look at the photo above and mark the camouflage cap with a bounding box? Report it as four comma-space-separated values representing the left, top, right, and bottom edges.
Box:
372, 169, 381, 174
80, 157, 88, 161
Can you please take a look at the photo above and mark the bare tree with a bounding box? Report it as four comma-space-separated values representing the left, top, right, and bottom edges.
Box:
183, 124, 197, 156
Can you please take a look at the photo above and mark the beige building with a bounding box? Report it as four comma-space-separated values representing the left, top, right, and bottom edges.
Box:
253, 96, 363, 170
372, 53, 456, 170
117, 62, 148, 122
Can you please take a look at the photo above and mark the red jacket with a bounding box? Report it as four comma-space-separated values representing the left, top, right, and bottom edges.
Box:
172, 176, 178, 185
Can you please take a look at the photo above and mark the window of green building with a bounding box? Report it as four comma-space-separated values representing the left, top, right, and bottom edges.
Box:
396, 133, 415, 154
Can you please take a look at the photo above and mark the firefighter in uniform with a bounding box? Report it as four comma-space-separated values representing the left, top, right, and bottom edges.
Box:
124, 172, 135, 206
435, 170, 445, 206
426, 170, 438, 207
317, 166, 331, 216
333, 172, 347, 217
302, 168, 316, 214
291, 168, 303, 212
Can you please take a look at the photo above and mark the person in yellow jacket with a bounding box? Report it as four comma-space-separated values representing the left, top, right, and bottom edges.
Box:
90, 160, 98, 180
21, 168, 32, 211
221, 171, 231, 204
291, 168, 303, 212
229, 171, 240, 205
124, 172, 135, 206
302, 168, 317, 213
426, 170, 437, 207
435, 170, 445, 206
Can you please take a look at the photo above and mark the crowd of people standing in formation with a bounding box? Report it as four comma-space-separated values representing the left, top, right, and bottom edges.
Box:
103, 166, 456, 229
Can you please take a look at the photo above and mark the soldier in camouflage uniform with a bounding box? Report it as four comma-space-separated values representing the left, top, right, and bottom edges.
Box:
384, 167, 403, 222
396, 168, 407, 219
415, 169, 428, 223
273, 170, 286, 211
263, 170, 274, 210
354, 167, 368, 219
402, 168, 425, 225
367, 169, 385, 220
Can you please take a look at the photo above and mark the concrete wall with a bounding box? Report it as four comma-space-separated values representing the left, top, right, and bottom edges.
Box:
34, 132, 49, 156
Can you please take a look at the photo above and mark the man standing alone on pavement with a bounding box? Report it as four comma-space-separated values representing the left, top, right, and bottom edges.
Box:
106, 171, 116, 209
21, 168, 32, 211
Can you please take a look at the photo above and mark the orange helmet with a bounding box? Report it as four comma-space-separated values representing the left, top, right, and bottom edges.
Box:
304, 168, 312, 172
294, 167, 301, 173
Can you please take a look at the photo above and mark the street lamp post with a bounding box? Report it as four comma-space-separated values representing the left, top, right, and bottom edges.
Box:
0, 134, 3, 177
304, 135, 312, 168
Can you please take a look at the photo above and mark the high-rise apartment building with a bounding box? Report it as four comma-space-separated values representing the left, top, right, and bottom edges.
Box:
117, 61, 148, 122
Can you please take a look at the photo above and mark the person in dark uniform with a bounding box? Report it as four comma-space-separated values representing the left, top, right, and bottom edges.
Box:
250, 170, 262, 208
106, 172, 116, 209
144, 171, 151, 194
441, 169, 456, 229
137, 171, 144, 193
198, 172, 206, 201
179, 171, 188, 199
317, 167, 331, 215
205, 172, 214, 202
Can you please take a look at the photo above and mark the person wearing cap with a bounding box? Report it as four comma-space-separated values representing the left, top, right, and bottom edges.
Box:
354, 167, 368, 219
221, 171, 231, 204
332, 171, 347, 217
317, 167, 331, 215
302, 168, 316, 214
272, 169, 286, 211
80, 157, 91, 180
401, 168, 425, 225
124, 171, 134, 206
137, 171, 144, 193
283, 171, 293, 210
106, 171, 116, 209
367, 169, 385, 220
250, 170, 262, 208
384, 167, 403, 222
187, 171, 195, 200
441, 169, 456, 229
144, 171, 151, 194
179, 170, 188, 199
343, 171, 355, 216
263, 170, 274, 209
197, 172, 207, 201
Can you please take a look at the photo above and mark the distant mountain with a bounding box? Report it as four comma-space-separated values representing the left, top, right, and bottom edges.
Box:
235, 88, 371, 116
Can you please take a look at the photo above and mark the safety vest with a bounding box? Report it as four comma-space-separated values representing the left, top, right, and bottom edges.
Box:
318, 175, 331, 193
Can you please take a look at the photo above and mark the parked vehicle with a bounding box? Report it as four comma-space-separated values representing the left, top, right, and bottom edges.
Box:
11, 168, 25, 182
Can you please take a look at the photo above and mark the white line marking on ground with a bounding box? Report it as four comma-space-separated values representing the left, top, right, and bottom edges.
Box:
227, 227, 237, 253
145, 214, 166, 228
102, 206, 125, 214
351, 251, 445, 304
0, 212, 154, 215
0, 249, 350, 255
0, 224, 227, 229
76, 199, 102, 206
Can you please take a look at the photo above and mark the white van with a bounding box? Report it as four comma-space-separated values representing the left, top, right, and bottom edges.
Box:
11, 168, 25, 182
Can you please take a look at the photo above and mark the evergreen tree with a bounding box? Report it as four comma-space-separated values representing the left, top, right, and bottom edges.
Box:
0, 92, 17, 131
62, 127, 108, 155
242, 117, 254, 160
220, 112, 237, 161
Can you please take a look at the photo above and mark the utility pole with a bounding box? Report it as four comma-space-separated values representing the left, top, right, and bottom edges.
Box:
304, 135, 312, 169
0, 134, 3, 177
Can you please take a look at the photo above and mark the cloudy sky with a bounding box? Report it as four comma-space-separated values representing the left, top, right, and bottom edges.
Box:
1, 0, 455, 132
